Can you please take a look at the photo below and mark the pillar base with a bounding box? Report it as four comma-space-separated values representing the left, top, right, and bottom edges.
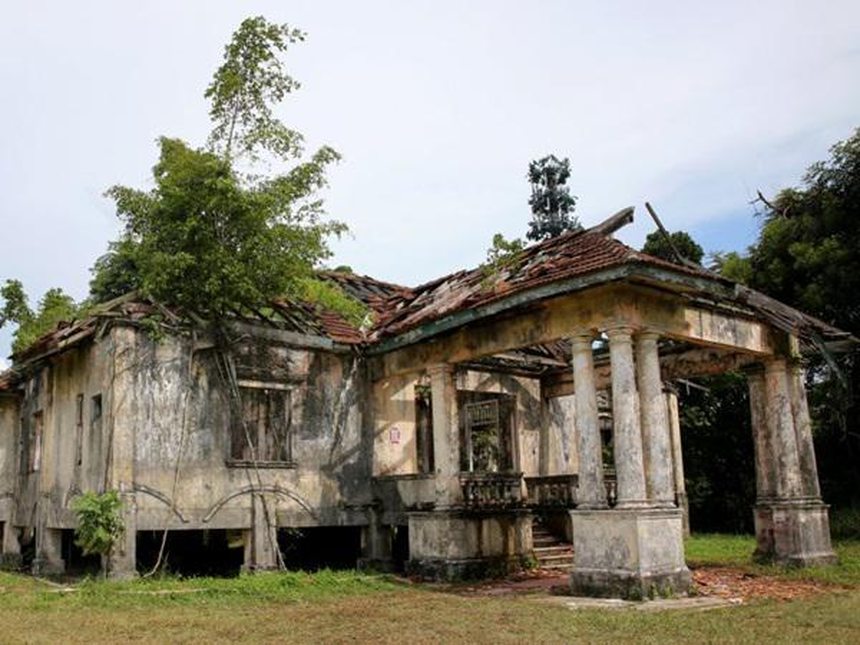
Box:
406, 509, 532, 581
570, 507, 690, 600
32, 557, 66, 576
753, 500, 837, 567
34, 527, 65, 576
0, 553, 23, 571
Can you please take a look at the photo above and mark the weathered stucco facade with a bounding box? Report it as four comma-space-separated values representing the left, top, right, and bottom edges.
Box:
0, 211, 852, 597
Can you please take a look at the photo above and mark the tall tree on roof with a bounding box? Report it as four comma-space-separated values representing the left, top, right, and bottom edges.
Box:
90, 16, 361, 324
526, 155, 581, 241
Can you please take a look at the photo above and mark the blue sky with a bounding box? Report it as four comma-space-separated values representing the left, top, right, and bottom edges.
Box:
1, 1, 859, 365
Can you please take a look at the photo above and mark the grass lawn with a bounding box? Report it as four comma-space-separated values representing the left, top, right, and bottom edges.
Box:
0, 535, 858, 644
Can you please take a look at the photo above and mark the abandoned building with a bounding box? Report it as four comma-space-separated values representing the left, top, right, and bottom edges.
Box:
0, 208, 853, 598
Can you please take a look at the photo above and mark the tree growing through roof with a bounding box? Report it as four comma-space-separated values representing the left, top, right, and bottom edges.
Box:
0, 280, 79, 355
526, 155, 581, 241
90, 16, 361, 325
641, 230, 704, 265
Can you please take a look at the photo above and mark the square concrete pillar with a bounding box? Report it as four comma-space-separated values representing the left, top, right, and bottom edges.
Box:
748, 361, 837, 567
33, 527, 65, 576
570, 508, 690, 599
406, 510, 532, 581
428, 364, 462, 507
1, 523, 23, 569
243, 493, 280, 572
754, 501, 837, 567
107, 490, 138, 579
358, 507, 394, 572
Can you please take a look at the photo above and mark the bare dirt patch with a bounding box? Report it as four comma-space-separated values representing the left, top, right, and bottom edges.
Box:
692, 566, 845, 601
445, 565, 846, 603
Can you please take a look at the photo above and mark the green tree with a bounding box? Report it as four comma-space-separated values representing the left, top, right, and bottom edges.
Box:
92, 16, 359, 324
0, 280, 31, 329
0, 281, 79, 355
641, 230, 704, 265
709, 251, 753, 284
678, 374, 755, 533
72, 490, 124, 576
88, 238, 142, 303
746, 128, 860, 504
526, 155, 580, 241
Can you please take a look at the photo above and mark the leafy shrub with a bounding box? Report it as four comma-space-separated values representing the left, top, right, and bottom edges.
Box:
72, 491, 124, 558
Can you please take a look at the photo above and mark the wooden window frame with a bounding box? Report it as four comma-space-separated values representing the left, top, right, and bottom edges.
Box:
226, 382, 295, 469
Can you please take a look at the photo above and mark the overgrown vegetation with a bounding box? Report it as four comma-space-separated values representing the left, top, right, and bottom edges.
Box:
481, 233, 525, 289
1, 16, 365, 359
0, 281, 80, 355
72, 491, 124, 573
93, 16, 360, 325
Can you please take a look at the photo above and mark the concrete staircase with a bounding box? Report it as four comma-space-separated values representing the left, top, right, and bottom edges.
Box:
532, 524, 574, 572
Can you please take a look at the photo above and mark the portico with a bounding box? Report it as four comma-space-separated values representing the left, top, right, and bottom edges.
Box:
367, 222, 846, 597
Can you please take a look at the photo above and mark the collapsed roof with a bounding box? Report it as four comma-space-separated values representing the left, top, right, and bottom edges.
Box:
1, 208, 855, 390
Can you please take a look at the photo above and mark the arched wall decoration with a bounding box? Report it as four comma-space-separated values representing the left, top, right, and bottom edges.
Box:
133, 484, 190, 523
202, 484, 317, 524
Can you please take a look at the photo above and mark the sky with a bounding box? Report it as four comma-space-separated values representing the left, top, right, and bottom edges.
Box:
1, 0, 860, 365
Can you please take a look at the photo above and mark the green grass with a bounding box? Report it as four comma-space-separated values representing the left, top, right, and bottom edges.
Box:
686, 534, 860, 587
0, 537, 858, 643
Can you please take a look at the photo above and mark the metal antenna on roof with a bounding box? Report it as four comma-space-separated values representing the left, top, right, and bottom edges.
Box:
644, 202, 700, 270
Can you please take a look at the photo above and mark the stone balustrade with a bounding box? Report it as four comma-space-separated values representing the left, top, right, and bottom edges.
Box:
459, 472, 524, 508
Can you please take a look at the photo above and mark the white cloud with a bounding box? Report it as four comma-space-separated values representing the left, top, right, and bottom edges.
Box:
1, 0, 859, 359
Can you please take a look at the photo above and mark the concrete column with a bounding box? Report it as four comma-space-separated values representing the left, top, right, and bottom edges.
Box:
764, 360, 804, 500
244, 493, 280, 572
359, 506, 394, 572
538, 397, 551, 476
428, 364, 461, 506
635, 332, 674, 507
665, 389, 689, 535
788, 362, 822, 500
747, 367, 777, 503
0, 523, 22, 569
570, 333, 607, 509
106, 326, 138, 579
606, 326, 648, 509
33, 527, 65, 575
748, 360, 836, 567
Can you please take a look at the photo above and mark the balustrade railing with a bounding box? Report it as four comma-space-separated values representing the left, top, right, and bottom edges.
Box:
459, 472, 524, 508
524, 471, 618, 508
525, 474, 578, 507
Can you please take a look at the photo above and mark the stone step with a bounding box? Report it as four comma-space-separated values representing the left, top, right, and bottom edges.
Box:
533, 537, 561, 546
536, 552, 574, 563
540, 562, 574, 571
534, 545, 573, 556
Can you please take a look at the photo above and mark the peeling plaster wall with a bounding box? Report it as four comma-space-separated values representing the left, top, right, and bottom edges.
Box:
5, 338, 113, 533
372, 371, 422, 476
0, 394, 20, 525
372, 368, 552, 478
544, 394, 578, 475
118, 327, 371, 531
4, 324, 372, 537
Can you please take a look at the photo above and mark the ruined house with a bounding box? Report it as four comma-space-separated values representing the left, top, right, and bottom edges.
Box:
0, 209, 852, 598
